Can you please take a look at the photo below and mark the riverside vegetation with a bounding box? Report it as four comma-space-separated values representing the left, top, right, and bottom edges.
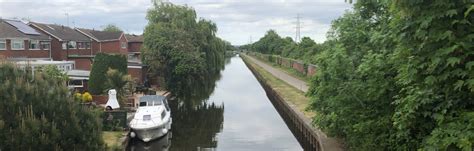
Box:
245, 0, 474, 150
0, 63, 105, 150
142, 1, 230, 101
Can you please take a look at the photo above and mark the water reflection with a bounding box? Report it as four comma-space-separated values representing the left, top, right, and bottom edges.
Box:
127, 56, 302, 151
169, 101, 224, 150
127, 132, 172, 151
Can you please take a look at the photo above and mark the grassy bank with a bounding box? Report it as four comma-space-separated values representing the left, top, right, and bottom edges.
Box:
250, 55, 311, 82
242, 55, 315, 118
102, 131, 125, 150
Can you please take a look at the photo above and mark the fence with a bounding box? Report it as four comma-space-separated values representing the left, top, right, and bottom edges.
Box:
102, 110, 128, 131
247, 52, 317, 77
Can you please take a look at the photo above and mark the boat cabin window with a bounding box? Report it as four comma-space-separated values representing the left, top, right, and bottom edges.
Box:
139, 98, 163, 107
163, 99, 170, 111
161, 111, 166, 120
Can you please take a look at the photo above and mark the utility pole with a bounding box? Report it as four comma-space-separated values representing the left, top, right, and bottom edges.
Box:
295, 14, 301, 43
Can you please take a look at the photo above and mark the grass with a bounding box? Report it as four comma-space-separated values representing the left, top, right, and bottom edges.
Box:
242, 55, 315, 118
102, 131, 124, 150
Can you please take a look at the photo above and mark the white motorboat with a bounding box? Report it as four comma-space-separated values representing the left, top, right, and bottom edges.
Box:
129, 95, 172, 142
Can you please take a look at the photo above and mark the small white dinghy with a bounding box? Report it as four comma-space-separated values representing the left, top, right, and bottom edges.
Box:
129, 95, 172, 142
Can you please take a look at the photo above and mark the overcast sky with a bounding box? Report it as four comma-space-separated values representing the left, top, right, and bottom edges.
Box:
0, 0, 352, 45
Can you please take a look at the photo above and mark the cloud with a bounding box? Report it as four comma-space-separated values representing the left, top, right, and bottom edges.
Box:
0, 0, 352, 45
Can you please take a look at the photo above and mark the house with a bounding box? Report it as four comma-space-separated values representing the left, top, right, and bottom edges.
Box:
75, 28, 128, 55
0, 19, 52, 60
29, 22, 94, 70
125, 34, 143, 63
125, 34, 146, 84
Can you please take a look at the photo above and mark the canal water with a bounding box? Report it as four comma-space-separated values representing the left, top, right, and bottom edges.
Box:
127, 56, 302, 151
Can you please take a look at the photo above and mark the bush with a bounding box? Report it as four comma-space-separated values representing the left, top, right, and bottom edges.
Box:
74, 92, 82, 102
0, 63, 105, 150
88, 53, 127, 95
82, 92, 93, 102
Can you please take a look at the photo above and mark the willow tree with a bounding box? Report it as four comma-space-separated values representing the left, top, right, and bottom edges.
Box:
142, 2, 227, 100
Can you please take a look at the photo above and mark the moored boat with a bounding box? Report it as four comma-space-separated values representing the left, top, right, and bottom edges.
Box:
129, 95, 172, 142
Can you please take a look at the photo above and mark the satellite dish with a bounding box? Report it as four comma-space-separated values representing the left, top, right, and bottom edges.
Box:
105, 89, 120, 109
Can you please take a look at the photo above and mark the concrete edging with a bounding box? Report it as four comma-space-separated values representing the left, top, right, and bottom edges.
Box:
242, 55, 323, 151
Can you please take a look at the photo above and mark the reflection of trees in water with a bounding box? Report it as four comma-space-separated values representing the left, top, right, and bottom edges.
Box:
169, 101, 224, 150
224, 56, 233, 66
177, 56, 235, 106
168, 56, 231, 150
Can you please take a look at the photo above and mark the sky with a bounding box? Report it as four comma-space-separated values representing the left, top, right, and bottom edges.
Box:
0, 0, 352, 45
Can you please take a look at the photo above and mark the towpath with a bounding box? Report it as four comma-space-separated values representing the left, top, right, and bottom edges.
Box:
245, 55, 309, 92
244, 54, 345, 151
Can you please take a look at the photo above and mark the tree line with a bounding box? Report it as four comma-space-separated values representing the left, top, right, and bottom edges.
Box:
246, 0, 473, 150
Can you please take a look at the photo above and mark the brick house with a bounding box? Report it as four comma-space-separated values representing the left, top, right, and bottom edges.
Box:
0, 19, 52, 60
124, 34, 146, 84
29, 22, 94, 70
125, 34, 143, 62
75, 28, 128, 55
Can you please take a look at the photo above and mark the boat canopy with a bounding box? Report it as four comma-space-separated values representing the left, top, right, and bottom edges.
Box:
139, 95, 166, 107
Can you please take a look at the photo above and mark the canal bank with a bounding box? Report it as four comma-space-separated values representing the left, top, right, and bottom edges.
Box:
241, 54, 345, 151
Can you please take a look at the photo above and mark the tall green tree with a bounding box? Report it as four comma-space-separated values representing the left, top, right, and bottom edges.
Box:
252, 30, 288, 55
307, 0, 474, 150
142, 2, 227, 100
0, 63, 104, 150
390, 1, 474, 150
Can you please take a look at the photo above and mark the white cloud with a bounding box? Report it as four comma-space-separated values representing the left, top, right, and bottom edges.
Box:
0, 0, 352, 45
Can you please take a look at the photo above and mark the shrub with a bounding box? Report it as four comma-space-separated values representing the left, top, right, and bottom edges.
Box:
82, 92, 93, 102
74, 92, 83, 102
0, 63, 105, 150
88, 53, 127, 95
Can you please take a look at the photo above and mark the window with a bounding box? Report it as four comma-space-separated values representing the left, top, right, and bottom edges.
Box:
121, 42, 127, 48
68, 80, 84, 88
29, 40, 39, 50
12, 40, 24, 50
68, 41, 77, 49
62, 42, 67, 50
161, 111, 166, 119
164, 99, 170, 111
85, 42, 91, 49
77, 42, 85, 49
40, 41, 50, 50
0, 40, 5, 50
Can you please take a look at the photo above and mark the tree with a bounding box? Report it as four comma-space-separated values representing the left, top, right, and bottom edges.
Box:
0, 63, 104, 150
43, 65, 68, 82
106, 68, 133, 107
88, 53, 127, 95
251, 30, 288, 55
102, 24, 122, 32
142, 2, 227, 100
306, 0, 474, 150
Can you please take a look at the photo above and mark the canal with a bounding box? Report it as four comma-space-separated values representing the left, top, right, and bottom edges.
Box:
127, 56, 302, 151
